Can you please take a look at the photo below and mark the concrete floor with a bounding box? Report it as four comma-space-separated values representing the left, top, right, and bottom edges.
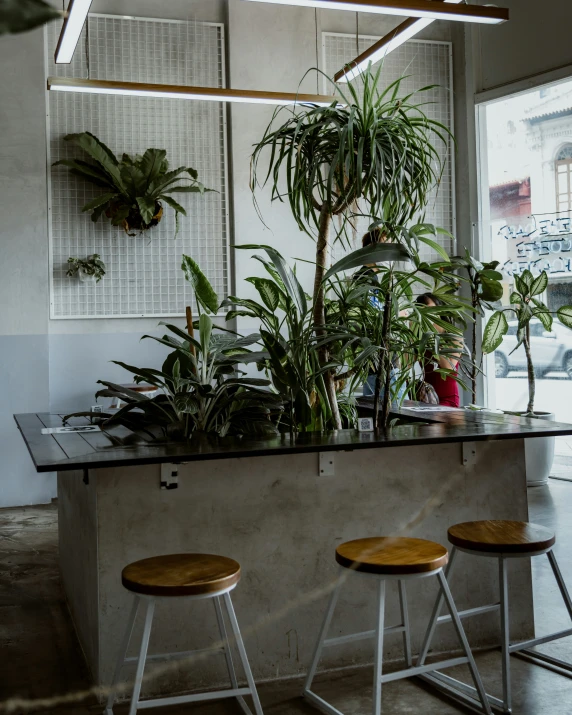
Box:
1, 484, 572, 714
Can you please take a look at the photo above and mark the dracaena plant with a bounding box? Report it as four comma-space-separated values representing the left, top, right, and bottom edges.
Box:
481, 269, 572, 415
222, 245, 336, 432
448, 251, 504, 403
251, 65, 452, 429
64, 259, 281, 441
53, 132, 213, 238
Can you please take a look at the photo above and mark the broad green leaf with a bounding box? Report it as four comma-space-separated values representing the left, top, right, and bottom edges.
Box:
530, 271, 548, 297
181, 255, 219, 314
480, 269, 503, 280
482, 311, 508, 354
533, 308, 552, 332
557, 306, 572, 329
64, 132, 124, 190
510, 292, 521, 304
520, 269, 534, 290
136, 196, 157, 225
81, 193, 117, 212
160, 194, 187, 216
245, 277, 281, 312
139, 148, 167, 190
417, 235, 450, 262
479, 277, 504, 302
0, 0, 61, 34
324, 243, 411, 280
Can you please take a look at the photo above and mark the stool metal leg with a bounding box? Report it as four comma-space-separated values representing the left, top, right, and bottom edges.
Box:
104, 596, 140, 715
417, 546, 458, 667
398, 581, 412, 668
437, 570, 492, 715
214, 596, 250, 715
513, 548, 572, 676
498, 556, 511, 713
223, 592, 264, 715
303, 576, 343, 695
547, 549, 572, 620
372, 579, 386, 715
128, 597, 155, 715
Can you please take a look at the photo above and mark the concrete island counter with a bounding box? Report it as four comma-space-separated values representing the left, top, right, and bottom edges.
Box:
14, 405, 572, 701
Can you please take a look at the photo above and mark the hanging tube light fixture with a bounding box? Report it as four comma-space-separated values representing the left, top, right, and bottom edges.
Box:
335, 0, 463, 82
47, 77, 338, 107
241, 0, 508, 24
55, 0, 93, 64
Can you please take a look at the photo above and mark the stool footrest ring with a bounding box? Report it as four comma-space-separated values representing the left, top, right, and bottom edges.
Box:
418, 673, 506, 714
136, 687, 252, 710
508, 627, 572, 653
513, 648, 572, 677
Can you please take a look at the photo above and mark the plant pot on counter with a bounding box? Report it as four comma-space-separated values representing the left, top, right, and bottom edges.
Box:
519, 411, 555, 487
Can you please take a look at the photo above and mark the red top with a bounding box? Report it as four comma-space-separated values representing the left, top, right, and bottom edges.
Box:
423, 360, 460, 408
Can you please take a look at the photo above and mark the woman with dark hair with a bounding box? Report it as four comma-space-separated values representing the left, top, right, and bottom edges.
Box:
416, 293, 462, 408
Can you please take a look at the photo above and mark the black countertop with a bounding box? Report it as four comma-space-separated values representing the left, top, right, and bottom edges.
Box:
14, 402, 572, 473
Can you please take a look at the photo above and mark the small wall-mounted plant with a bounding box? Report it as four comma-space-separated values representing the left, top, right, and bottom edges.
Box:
66, 254, 106, 283
53, 132, 213, 238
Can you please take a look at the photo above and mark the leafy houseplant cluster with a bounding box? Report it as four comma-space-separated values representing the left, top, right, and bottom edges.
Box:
68, 257, 282, 442
482, 269, 572, 415
54, 132, 212, 238
251, 66, 451, 429
71, 67, 477, 441
66, 254, 106, 283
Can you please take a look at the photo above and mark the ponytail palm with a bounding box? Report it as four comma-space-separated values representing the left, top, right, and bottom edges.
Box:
251, 65, 452, 427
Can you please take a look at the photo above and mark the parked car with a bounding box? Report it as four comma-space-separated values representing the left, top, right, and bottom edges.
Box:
495, 319, 572, 378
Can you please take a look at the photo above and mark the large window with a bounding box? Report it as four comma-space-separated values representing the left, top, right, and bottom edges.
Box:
479, 77, 572, 430
556, 144, 572, 213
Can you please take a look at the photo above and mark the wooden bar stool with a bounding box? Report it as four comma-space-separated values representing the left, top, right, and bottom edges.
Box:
104, 553, 263, 715
418, 520, 572, 714
303, 537, 492, 715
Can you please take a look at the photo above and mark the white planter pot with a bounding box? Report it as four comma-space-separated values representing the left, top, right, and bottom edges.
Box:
522, 412, 555, 487
78, 268, 97, 283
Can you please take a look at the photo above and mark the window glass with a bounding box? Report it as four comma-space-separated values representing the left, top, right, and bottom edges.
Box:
481, 77, 572, 436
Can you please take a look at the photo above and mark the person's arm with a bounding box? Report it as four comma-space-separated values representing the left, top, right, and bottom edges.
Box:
433, 322, 462, 370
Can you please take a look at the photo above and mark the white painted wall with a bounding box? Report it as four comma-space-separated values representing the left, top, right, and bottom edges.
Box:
1, 1, 453, 505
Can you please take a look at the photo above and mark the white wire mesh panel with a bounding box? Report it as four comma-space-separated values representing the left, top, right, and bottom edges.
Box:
47, 15, 228, 318
323, 34, 454, 264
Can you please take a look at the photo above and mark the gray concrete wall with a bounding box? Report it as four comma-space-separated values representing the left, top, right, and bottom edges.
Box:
474, 0, 572, 95
0, 29, 54, 507
58, 440, 533, 696
57, 470, 100, 680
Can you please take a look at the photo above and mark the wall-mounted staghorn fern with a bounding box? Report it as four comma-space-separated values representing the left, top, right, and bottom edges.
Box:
53, 132, 214, 238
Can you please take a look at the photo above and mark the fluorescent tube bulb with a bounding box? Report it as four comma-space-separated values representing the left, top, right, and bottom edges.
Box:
55, 0, 93, 64
47, 77, 338, 107
335, 0, 462, 82
241, 0, 508, 24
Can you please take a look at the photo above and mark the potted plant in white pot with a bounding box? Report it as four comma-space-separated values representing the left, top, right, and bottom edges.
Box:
482, 268, 572, 486
66, 254, 106, 283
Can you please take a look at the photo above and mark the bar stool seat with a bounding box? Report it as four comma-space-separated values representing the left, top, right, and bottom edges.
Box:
418, 520, 572, 714
122, 553, 241, 597
448, 520, 555, 554
105, 553, 262, 715
304, 536, 492, 715
336, 537, 448, 575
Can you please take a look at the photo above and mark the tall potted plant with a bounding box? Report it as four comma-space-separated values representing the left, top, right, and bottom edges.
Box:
251, 65, 451, 428
482, 268, 572, 485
